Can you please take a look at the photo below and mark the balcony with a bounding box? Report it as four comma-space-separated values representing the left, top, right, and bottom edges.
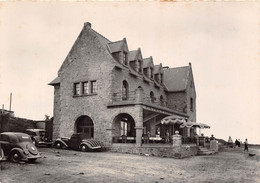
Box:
109, 90, 168, 107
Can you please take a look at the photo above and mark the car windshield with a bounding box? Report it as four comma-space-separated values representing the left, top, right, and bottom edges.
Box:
39, 131, 46, 137
18, 135, 32, 143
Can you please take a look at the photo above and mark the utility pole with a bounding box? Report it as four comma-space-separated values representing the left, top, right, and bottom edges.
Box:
9, 93, 12, 111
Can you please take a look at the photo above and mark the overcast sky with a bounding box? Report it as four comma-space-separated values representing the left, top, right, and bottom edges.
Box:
0, 2, 259, 144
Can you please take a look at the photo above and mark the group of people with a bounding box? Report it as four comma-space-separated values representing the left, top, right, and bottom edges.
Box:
228, 136, 249, 152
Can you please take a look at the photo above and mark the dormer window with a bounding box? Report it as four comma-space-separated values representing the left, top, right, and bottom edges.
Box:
151, 68, 154, 79
138, 60, 142, 73
123, 52, 127, 65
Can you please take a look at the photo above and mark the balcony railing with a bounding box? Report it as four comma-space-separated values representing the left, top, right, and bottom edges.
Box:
111, 91, 168, 107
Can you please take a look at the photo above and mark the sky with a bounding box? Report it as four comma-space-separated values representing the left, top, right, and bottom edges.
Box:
0, 2, 259, 144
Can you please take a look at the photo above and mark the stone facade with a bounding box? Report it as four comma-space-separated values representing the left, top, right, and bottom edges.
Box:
49, 22, 197, 148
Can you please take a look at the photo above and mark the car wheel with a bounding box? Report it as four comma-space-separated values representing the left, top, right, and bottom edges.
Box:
28, 158, 37, 163
55, 142, 62, 149
10, 151, 21, 163
80, 144, 89, 152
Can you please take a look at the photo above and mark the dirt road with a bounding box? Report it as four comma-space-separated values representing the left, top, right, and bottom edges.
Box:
0, 148, 259, 183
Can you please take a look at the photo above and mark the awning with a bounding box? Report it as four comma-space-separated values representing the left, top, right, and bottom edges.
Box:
198, 123, 210, 129
161, 114, 186, 125
180, 122, 210, 129
180, 122, 201, 128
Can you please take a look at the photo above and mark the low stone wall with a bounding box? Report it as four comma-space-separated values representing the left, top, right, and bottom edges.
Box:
109, 144, 198, 159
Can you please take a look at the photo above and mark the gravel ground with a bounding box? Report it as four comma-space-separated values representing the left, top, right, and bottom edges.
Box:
0, 147, 259, 183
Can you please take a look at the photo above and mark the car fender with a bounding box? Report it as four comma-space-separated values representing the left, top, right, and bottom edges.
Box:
55, 139, 68, 148
80, 139, 102, 150
10, 147, 27, 160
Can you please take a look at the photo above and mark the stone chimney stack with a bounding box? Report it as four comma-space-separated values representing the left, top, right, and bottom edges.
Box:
84, 22, 92, 29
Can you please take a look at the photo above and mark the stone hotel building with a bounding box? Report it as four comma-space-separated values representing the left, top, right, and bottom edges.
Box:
49, 22, 196, 147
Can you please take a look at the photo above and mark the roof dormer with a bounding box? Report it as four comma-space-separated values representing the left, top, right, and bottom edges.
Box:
154, 63, 164, 84
107, 38, 129, 66
143, 56, 154, 80
128, 48, 143, 74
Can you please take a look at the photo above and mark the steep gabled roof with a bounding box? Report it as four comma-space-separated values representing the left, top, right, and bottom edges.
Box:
143, 56, 154, 68
163, 66, 190, 92
107, 38, 129, 53
128, 48, 143, 61
154, 63, 163, 74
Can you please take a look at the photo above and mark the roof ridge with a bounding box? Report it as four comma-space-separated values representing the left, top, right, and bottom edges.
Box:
108, 39, 124, 44
92, 29, 111, 42
165, 65, 189, 70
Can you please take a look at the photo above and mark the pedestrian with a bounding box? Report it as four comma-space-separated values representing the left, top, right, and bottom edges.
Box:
165, 130, 170, 143
210, 134, 215, 141
228, 136, 233, 148
244, 139, 249, 152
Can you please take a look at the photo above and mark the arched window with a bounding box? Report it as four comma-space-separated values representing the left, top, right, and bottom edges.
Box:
122, 80, 129, 101
150, 91, 155, 103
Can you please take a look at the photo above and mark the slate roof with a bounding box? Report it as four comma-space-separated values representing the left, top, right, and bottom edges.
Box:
154, 64, 163, 74
143, 57, 154, 68
163, 66, 190, 92
128, 50, 139, 61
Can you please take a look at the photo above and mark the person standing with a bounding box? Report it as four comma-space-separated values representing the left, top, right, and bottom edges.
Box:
244, 139, 249, 152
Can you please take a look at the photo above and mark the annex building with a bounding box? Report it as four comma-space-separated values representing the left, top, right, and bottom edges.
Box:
49, 22, 196, 147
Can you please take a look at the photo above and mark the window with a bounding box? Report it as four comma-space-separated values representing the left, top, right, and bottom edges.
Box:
121, 121, 128, 136
83, 82, 88, 94
73, 80, 97, 96
138, 60, 142, 73
190, 98, 194, 112
122, 80, 129, 100
90, 81, 96, 93
123, 52, 127, 65
150, 68, 154, 79
150, 91, 155, 103
74, 83, 80, 95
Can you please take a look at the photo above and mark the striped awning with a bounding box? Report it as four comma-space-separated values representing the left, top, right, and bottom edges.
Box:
180, 122, 210, 129
161, 114, 186, 125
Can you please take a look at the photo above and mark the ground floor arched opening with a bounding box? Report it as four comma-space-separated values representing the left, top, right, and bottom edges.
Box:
75, 115, 94, 138
112, 113, 136, 143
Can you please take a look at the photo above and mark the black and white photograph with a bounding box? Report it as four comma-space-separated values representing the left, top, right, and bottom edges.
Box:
0, 1, 259, 183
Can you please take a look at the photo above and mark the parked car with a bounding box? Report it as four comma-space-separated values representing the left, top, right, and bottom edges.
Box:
0, 132, 41, 163
25, 129, 52, 147
54, 133, 105, 152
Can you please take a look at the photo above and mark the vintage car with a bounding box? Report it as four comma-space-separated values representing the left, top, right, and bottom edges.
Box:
54, 133, 105, 152
25, 129, 52, 147
0, 132, 41, 163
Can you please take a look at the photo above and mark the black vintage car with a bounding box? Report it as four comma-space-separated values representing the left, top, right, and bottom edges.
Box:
54, 133, 105, 152
25, 129, 52, 147
0, 132, 41, 163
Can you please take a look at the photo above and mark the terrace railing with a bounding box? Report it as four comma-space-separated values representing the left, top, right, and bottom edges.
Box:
111, 91, 168, 108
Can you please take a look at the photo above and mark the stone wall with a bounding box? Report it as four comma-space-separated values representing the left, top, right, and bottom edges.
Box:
0, 114, 36, 133
110, 144, 198, 159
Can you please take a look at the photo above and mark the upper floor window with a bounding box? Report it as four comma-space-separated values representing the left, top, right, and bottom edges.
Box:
190, 98, 194, 112
74, 83, 80, 95
83, 82, 89, 94
137, 60, 142, 73
123, 52, 127, 65
73, 80, 97, 96
91, 81, 97, 93
150, 68, 154, 79
122, 80, 129, 101
150, 91, 155, 103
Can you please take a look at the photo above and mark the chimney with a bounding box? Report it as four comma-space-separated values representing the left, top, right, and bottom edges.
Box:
84, 22, 92, 29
